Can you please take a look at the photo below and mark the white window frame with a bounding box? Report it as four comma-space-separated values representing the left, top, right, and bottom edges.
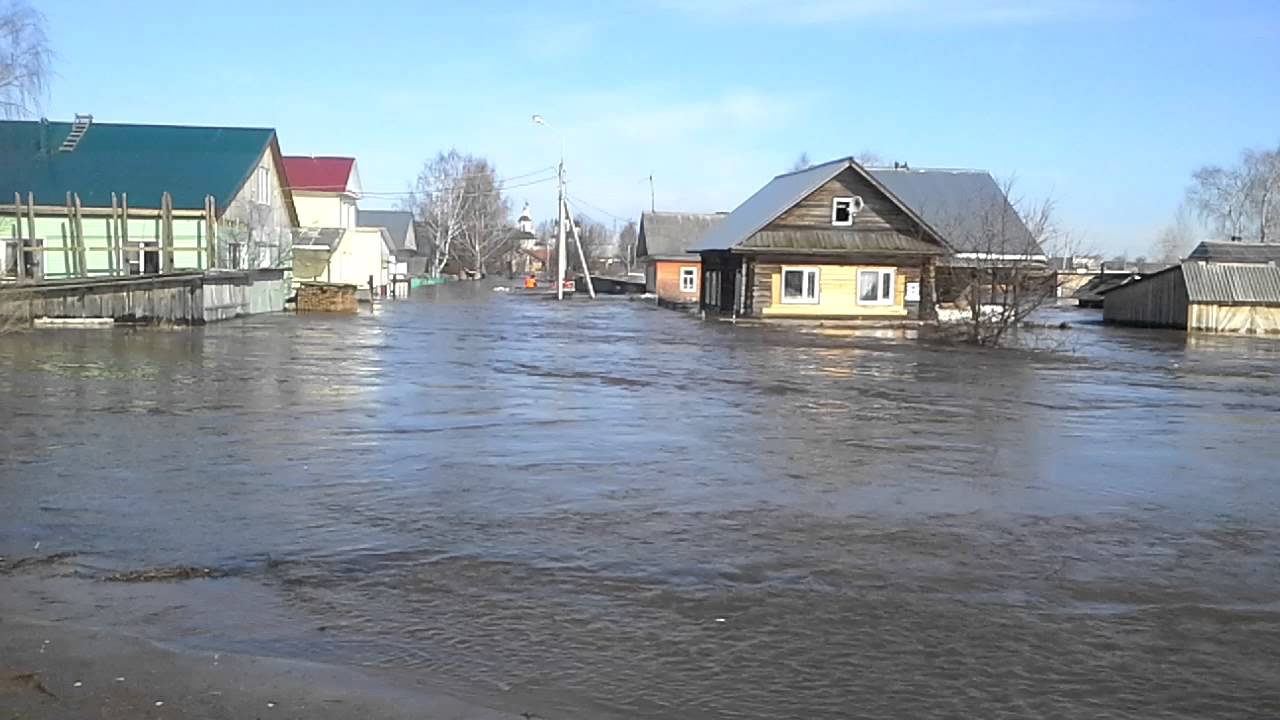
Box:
780, 266, 820, 304
857, 268, 897, 306
679, 266, 697, 293
832, 196, 864, 226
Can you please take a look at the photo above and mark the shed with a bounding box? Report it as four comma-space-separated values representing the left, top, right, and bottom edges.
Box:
1102, 255, 1280, 334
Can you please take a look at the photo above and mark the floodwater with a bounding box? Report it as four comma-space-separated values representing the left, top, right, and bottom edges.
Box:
2, 283, 1279, 719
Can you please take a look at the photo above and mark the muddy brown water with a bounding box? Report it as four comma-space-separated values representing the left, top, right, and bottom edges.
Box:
2, 283, 1279, 719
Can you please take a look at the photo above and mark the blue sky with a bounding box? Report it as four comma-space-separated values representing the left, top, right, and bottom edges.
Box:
35, 0, 1280, 256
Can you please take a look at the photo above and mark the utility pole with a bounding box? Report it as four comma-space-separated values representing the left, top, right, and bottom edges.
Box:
649, 174, 655, 212
556, 155, 567, 301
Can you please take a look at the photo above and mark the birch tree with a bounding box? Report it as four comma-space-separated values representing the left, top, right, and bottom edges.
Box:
1187, 145, 1280, 243
411, 151, 471, 278
456, 158, 512, 274
618, 220, 638, 272
0, 1, 50, 118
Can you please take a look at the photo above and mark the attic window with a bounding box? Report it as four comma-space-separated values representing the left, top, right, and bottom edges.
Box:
832, 196, 864, 226
255, 167, 270, 203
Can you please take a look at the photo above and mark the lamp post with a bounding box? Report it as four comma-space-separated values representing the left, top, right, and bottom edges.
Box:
533, 114, 567, 300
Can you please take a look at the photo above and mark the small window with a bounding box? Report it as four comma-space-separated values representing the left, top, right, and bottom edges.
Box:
831, 196, 863, 226
255, 167, 270, 203
679, 266, 697, 292
857, 268, 896, 306
781, 266, 820, 304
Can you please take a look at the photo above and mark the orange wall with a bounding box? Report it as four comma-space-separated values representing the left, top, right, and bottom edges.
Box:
654, 260, 701, 303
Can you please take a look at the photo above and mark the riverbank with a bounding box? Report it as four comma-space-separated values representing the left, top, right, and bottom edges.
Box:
1, 616, 529, 719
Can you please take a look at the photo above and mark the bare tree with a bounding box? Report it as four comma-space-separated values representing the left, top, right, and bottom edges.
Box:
456, 158, 512, 275
937, 179, 1064, 346
0, 1, 51, 118
854, 150, 884, 167
618, 220, 638, 273
1150, 204, 1195, 264
566, 214, 611, 274
1187, 145, 1280, 242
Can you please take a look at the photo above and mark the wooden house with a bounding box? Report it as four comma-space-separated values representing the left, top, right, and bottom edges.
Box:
0, 116, 298, 280
637, 211, 726, 306
1102, 242, 1280, 334
691, 158, 1044, 320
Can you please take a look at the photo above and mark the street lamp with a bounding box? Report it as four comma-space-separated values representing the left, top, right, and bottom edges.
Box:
533, 114, 568, 299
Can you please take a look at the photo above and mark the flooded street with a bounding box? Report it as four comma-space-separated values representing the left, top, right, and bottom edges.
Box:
2, 284, 1279, 719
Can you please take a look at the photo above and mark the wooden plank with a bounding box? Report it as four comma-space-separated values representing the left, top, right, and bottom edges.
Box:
64, 193, 76, 277
13, 192, 24, 280
205, 196, 217, 270
121, 193, 131, 273
25, 192, 36, 279
161, 192, 174, 274
106, 194, 117, 276
73, 194, 88, 278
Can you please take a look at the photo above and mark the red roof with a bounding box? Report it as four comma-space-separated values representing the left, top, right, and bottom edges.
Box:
282, 156, 355, 193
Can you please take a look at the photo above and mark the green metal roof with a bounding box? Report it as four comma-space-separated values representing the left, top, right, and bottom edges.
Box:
0, 119, 277, 212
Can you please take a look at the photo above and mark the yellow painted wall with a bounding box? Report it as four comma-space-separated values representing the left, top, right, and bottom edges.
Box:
1189, 303, 1280, 334
762, 264, 907, 317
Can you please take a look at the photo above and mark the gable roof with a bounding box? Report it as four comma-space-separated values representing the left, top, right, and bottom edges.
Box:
639, 211, 726, 259
358, 209, 415, 252
0, 119, 283, 214
691, 157, 949, 254
1186, 241, 1280, 264
867, 168, 1043, 256
283, 156, 356, 194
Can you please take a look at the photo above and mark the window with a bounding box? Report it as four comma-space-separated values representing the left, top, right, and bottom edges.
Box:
255, 166, 270, 203
831, 196, 863, 226
857, 268, 896, 306
679, 266, 697, 293
781, 266, 819, 304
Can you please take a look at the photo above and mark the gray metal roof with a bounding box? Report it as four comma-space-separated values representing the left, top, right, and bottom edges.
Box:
1183, 261, 1280, 304
639, 211, 726, 258
867, 168, 1043, 256
691, 158, 856, 252
1186, 241, 1280, 264
358, 209, 416, 253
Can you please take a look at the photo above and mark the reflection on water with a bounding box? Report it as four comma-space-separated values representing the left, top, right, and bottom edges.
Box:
2, 287, 1279, 719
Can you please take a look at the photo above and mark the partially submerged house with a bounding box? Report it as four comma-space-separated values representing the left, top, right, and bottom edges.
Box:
0, 116, 298, 279
691, 158, 1040, 320
283, 156, 391, 299
1102, 241, 1280, 334
637, 211, 725, 306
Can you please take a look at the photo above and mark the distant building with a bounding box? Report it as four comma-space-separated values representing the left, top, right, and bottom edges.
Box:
1102, 241, 1280, 333
0, 116, 298, 279
359, 209, 423, 278
637, 211, 726, 306
283, 156, 393, 299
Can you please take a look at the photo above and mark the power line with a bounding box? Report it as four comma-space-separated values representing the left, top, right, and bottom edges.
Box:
566, 193, 632, 224
284, 164, 560, 197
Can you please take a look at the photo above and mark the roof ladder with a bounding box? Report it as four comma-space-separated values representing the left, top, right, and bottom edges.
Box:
58, 114, 94, 153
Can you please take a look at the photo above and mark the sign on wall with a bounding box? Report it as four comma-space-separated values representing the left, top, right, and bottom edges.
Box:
905, 282, 921, 302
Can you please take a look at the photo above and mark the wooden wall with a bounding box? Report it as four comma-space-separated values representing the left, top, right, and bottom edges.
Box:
654, 259, 700, 304
750, 262, 919, 318
1103, 269, 1189, 329
767, 167, 920, 236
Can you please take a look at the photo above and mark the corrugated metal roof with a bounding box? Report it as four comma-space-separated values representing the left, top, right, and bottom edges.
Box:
1186, 241, 1280, 264
293, 227, 346, 252
691, 158, 853, 252
0, 119, 277, 211
740, 229, 942, 254
638, 211, 726, 258
867, 168, 1043, 256
358, 209, 415, 253
1183, 261, 1280, 304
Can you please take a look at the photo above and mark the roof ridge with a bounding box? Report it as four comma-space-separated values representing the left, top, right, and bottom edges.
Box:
0, 118, 276, 132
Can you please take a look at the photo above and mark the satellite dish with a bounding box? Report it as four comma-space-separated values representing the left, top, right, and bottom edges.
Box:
850, 196, 865, 214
